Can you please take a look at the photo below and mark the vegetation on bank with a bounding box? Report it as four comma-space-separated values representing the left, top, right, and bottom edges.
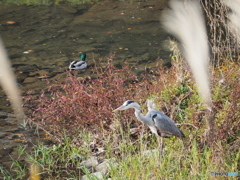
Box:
1, 41, 239, 179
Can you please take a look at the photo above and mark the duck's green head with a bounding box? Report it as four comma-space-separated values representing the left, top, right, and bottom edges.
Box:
79, 52, 86, 61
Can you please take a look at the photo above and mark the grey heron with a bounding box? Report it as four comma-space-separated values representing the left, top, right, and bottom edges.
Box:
113, 100, 185, 150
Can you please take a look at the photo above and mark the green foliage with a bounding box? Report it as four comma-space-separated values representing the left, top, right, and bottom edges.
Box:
176, 84, 190, 94
0, 166, 14, 180
3, 133, 238, 179
9, 158, 26, 179
25, 135, 93, 178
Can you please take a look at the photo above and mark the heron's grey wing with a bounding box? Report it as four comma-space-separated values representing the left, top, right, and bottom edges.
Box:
146, 109, 162, 118
153, 113, 185, 138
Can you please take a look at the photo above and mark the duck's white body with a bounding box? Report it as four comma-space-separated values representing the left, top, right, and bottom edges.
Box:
69, 61, 87, 70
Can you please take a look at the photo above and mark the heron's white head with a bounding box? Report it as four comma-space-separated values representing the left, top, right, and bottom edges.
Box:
113, 100, 141, 112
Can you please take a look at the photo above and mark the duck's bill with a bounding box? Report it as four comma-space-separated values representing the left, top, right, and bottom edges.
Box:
112, 105, 125, 112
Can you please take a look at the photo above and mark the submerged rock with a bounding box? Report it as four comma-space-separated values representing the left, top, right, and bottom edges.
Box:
23, 77, 38, 84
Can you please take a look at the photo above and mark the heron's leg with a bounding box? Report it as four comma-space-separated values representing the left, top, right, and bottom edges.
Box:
157, 136, 164, 154
139, 124, 145, 142
138, 122, 145, 139
160, 137, 165, 151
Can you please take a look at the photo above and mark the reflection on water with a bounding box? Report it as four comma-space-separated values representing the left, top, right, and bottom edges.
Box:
0, 0, 169, 173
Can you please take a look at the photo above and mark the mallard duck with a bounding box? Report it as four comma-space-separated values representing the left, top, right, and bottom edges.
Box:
69, 52, 87, 75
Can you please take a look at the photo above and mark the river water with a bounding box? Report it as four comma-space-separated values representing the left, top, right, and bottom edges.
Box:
0, 0, 170, 174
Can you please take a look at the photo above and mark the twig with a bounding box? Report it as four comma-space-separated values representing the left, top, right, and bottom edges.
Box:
175, 123, 198, 129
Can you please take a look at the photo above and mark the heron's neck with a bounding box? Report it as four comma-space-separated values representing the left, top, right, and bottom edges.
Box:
134, 107, 147, 123
133, 105, 157, 135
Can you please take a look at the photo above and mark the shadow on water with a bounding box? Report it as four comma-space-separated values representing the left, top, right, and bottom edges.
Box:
0, 0, 170, 174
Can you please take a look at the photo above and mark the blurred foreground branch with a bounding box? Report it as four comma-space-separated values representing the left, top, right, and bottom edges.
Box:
162, 0, 215, 144
0, 37, 25, 120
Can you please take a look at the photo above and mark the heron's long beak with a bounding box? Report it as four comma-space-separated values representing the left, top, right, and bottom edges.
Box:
112, 105, 125, 112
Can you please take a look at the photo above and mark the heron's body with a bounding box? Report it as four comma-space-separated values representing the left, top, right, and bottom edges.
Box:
69, 52, 87, 71
152, 113, 185, 138
113, 100, 185, 139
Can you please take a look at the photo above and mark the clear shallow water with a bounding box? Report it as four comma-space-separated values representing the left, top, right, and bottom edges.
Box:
0, 1, 170, 91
